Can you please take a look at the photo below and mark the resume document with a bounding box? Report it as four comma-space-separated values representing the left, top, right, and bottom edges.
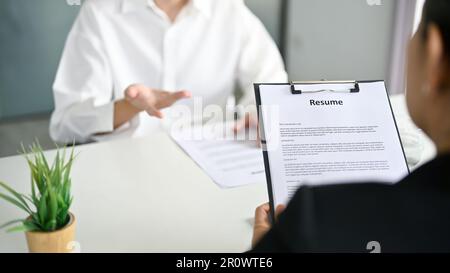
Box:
257, 81, 409, 207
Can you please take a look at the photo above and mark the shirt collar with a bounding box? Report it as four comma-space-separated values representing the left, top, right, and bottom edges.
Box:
121, 0, 212, 18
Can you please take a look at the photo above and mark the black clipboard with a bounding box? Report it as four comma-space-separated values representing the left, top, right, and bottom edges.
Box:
254, 80, 410, 223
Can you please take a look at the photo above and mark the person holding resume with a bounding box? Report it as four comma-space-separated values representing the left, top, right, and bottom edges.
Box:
50, 0, 287, 143
252, 0, 450, 252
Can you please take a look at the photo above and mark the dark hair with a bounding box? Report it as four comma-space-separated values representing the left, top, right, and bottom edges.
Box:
423, 0, 450, 59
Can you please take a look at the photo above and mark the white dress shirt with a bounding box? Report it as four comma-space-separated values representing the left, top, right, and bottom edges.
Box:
50, 0, 287, 143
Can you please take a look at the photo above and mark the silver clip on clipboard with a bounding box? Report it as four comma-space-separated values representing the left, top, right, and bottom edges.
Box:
290, 80, 360, 95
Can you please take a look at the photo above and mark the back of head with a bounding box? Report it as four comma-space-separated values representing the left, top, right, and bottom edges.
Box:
423, 0, 450, 59
406, 0, 450, 154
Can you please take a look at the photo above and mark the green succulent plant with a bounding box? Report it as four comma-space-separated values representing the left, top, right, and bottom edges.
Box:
0, 143, 75, 232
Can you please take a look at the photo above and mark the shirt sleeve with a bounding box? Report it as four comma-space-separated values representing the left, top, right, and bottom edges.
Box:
50, 1, 115, 144
235, 1, 288, 116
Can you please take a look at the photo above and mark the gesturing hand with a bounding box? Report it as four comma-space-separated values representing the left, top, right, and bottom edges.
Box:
125, 84, 191, 119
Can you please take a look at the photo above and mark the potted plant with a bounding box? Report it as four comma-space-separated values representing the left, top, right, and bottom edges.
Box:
0, 143, 76, 253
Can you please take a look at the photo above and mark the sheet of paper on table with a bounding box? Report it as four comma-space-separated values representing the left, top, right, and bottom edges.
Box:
170, 122, 265, 188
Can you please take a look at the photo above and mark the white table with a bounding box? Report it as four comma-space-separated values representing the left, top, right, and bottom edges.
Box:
0, 133, 268, 252
0, 95, 436, 253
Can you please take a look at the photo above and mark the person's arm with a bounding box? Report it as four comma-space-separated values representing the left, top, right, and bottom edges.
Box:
50, 3, 190, 143
233, 1, 288, 136
50, 2, 116, 144
113, 99, 140, 130
235, 1, 288, 117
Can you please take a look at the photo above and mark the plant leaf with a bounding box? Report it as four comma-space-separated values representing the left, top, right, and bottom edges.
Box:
6, 224, 35, 233
48, 187, 58, 230
23, 220, 40, 232
28, 213, 44, 231
0, 193, 32, 214
38, 190, 48, 226
21, 194, 33, 204
16, 141, 75, 232
0, 219, 24, 230
0, 181, 32, 213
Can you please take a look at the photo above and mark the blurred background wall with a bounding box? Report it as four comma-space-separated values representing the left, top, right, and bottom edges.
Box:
0, 0, 79, 119
285, 0, 395, 82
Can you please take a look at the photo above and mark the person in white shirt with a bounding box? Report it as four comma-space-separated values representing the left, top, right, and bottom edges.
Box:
50, 0, 287, 143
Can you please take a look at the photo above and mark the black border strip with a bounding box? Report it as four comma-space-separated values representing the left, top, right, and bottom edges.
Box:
254, 81, 410, 223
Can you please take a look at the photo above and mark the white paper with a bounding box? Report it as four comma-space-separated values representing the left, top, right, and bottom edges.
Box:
259, 81, 409, 207
171, 122, 265, 188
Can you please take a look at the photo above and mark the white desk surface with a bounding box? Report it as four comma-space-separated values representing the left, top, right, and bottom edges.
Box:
0, 133, 268, 253
0, 95, 436, 253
